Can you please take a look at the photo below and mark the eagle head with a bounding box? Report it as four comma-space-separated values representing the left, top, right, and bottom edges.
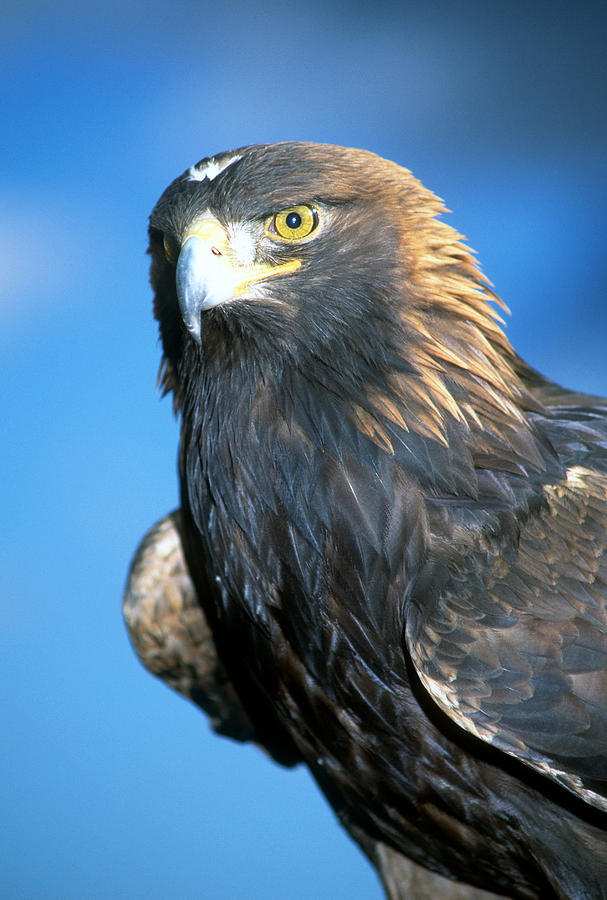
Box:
149, 144, 428, 365
149, 142, 548, 492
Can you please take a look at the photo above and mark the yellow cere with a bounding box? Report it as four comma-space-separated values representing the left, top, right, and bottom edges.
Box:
184, 218, 231, 254
266, 205, 319, 242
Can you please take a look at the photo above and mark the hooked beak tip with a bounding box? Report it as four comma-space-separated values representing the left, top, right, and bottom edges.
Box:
183, 313, 202, 344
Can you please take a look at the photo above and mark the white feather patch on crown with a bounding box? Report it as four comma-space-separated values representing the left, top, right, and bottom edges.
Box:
187, 154, 243, 182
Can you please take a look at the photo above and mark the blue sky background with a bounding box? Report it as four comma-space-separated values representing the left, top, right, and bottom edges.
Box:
2, 2, 606, 898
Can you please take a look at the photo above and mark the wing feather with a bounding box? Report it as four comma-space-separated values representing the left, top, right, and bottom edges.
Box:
123, 510, 256, 741
407, 463, 607, 811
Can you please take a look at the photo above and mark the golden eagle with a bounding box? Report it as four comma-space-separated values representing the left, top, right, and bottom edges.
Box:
124, 143, 607, 899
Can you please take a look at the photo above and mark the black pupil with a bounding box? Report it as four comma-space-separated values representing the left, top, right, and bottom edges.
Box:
286, 212, 302, 230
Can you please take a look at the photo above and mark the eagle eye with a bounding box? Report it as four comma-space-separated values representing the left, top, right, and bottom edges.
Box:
163, 233, 180, 263
266, 205, 319, 242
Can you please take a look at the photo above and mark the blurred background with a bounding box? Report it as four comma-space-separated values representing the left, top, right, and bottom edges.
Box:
2, 1, 606, 897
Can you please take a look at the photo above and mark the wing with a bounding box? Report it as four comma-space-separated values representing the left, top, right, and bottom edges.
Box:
123, 510, 256, 742
373, 841, 509, 900
407, 446, 607, 812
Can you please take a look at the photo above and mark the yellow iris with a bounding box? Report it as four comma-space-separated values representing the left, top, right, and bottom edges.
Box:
163, 233, 180, 263
266, 205, 319, 242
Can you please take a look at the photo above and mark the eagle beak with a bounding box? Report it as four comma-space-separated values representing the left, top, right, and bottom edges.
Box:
175, 217, 301, 343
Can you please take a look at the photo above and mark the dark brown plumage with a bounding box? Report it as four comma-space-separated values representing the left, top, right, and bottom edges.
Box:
124, 143, 607, 898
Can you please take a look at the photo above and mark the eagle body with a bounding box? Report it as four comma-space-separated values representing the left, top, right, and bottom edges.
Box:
125, 143, 607, 898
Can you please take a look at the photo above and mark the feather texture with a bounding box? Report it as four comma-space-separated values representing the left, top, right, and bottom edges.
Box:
127, 143, 607, 898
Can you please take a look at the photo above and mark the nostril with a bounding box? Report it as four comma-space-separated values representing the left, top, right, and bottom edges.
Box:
211, 246, 222, 256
